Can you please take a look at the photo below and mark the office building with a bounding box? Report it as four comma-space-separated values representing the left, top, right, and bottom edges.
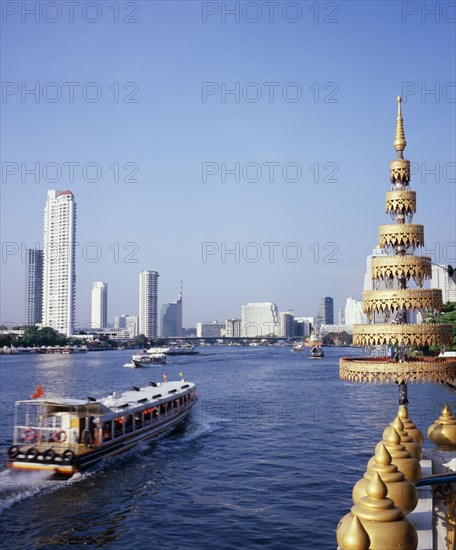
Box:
279, 311, 295, 337
225, 319, 242, 338
91, 282, 108, 330
24, 249, 43, 326
161, 289, 183, 337
315, 297, 334, 334
42, 190, 76, 336
241, 302, 279, 337
196, 321, 225, 338
139, 270, 159, 338
294, 317, 313, 338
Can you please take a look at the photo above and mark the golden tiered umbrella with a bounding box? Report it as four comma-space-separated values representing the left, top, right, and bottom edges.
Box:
340, 96, 455, 398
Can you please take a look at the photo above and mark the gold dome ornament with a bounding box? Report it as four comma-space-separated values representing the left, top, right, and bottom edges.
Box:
353, 444, 418, 515
382, 416, 422, 461
397, 405, 424, 446
367, 428, 421, 484
427, 404, 456, 451
337, 473, 418, 550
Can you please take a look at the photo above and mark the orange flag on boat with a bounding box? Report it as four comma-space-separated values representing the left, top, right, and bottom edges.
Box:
32, 384, 44, 399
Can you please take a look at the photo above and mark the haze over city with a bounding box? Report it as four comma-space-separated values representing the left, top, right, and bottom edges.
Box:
1, 1, 455, 329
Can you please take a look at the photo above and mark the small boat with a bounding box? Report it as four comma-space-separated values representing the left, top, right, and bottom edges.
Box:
291, 343, 305, 352
7, 380, 197, 477
131, 352, 166, 367
310, 346, 324, 359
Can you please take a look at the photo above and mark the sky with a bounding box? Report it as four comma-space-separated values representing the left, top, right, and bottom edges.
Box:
1, 0, 455, 329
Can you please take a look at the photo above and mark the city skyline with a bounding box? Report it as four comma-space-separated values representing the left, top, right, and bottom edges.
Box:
2, 2, 454, 329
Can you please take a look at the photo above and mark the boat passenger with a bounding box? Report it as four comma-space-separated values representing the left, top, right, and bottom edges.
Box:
87, 416, 96, 448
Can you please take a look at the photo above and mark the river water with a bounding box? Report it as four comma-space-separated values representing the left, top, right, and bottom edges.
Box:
0, 346, 454, 549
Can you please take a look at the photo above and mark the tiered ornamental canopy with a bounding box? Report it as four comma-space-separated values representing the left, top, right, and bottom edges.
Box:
340, 97, 455, 389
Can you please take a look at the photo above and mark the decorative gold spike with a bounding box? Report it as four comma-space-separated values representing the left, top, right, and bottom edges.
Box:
394, 95, 407, 153
341, 516, 370, 550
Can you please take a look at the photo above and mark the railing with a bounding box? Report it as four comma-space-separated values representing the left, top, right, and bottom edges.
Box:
14, 426, 78, 450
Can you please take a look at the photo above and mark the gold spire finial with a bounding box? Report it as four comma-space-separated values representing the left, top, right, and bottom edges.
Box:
394, 95, 407, 154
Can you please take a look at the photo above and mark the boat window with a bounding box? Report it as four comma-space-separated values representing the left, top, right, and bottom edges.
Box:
135, 413, 142, 430
125, 415, 134, 433
152, 407, 159, 419
160, 405, 166, 415
102, 421, 112, 442
143, 409, 151, 424
114, 418, 123, 438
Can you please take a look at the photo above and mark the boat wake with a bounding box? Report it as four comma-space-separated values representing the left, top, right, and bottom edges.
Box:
0, 469, 60, 510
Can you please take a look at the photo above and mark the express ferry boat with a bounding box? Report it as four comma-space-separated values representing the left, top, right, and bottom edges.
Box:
7, 380, 197, 477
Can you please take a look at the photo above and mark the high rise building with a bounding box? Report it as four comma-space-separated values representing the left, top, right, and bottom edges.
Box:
24, 249, 43, 326
241, 302, 279, 337
42, 190, 76, 336
315, 297, 334, 334
279, 311, 295, 337
431, 265, 456, 303
91, 282, 108, 329
139, 270, 159, 338
161, 288, 183, 337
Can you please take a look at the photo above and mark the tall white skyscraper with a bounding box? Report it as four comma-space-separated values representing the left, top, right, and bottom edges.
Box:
25, 249, 43, 326
91, 282, 108, 329
241, 302, 279, 337
42, 190, 76, 336
139, 270, 159, 338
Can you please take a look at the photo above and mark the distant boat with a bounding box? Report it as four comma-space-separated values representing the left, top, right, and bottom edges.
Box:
291, 343, 305, 352
131, 352, 167, 367
310, 346, 324, 359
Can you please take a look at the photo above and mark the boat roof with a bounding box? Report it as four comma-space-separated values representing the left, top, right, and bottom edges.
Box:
16, 380, 196, 418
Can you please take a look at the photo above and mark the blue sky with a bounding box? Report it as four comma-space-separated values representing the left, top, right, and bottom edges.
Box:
1, 0, 455, 329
